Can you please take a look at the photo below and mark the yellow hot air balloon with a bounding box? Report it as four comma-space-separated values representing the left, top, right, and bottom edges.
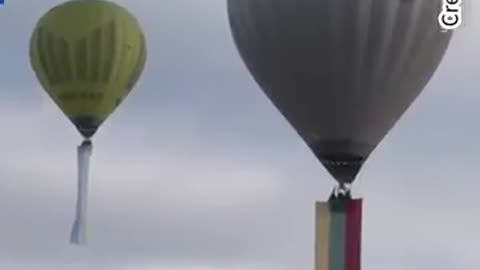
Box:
29, 0, 147, 245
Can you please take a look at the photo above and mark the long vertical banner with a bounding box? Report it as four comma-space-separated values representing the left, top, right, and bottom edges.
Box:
315, 198, 362, 270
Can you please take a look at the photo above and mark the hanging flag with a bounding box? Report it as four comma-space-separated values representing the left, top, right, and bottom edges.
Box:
315, 196, 362, 270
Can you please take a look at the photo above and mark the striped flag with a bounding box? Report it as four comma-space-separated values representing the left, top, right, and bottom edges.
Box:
315, 198, 362, 270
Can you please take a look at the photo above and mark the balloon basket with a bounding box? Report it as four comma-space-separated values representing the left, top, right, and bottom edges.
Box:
314, 191, 362, 270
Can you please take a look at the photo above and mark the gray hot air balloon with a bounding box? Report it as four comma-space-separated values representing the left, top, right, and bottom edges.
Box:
227, 0, 453, 188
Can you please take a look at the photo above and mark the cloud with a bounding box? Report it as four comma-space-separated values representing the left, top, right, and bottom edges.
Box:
0, 95, 297, 269
2, 94, 478, 270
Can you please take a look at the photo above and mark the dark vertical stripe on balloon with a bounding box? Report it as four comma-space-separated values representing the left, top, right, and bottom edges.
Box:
363, 0, 386, 94
36, 27, 54, 83
370, 1, 399, 95
329, 204, 346, 270
351, 0, 371, 105
343, 0, 357, 97
403, 0, 445, 84
326, 0, 344, 111
345, 199, 362, 270
125, 33, 146, 92
102, 21, 116, 82
90, 27, 102, 82
383, 0, 415, 89
393, 1, 421, 79
46, 31, 62, 84
75, 37, 88, 81
400, 0, 431, 80
322, 0, 336, 101
58, 37, 73, 82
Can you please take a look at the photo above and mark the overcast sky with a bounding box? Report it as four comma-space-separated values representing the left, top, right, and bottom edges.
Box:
0, 1, 479, 269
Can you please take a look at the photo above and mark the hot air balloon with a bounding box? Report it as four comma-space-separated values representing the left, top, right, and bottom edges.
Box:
227, 0, 452, 192
30, 0, 146, 245
227, 0, 453, 269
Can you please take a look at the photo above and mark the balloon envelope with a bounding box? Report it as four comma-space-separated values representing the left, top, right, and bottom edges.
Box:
30, 0, 146, 138
228, 0, 453, 183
